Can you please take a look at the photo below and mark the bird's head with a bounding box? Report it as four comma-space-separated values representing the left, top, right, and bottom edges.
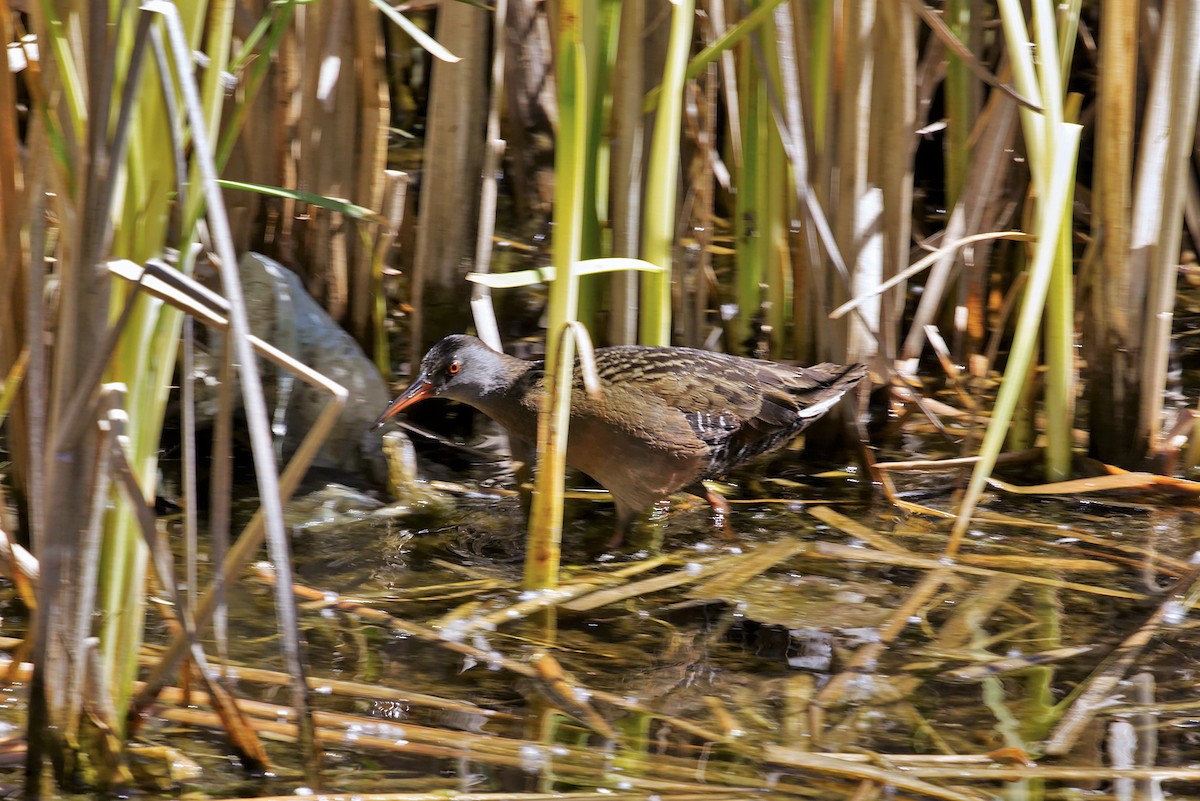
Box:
372, 335, 513, 429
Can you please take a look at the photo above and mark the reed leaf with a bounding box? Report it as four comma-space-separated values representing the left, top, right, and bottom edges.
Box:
366, 0, 460, 64
218, 179, 385, 223
468, 258, 664, 289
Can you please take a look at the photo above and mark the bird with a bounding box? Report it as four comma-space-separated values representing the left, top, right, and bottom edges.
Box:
374, 334, 867, 544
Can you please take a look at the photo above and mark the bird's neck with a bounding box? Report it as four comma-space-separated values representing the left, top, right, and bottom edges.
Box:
471, 359, 542, 442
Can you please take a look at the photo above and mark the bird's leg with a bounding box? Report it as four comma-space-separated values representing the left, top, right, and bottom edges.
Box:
508, 436, 535, 519
608, 500, 669, 550
608, 503, 637, 549
696, 482, 729, 537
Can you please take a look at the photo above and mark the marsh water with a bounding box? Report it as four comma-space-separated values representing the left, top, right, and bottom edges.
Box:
5, 421, 1197, 800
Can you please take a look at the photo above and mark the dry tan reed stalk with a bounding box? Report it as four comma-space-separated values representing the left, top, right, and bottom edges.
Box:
904, 511, 1193, 574
986, 472, 1200, 495
687, 539, 809, 597
447, 554, 674, 634
561, 558, 732, 612
951, 554, 1118, 572
806, 505, 910, 554
370, 581, 510, 604
814, 542, 1145, 600
874, 450, 1041, 471
768, 746, 1200, 782
761, 746, 981, 801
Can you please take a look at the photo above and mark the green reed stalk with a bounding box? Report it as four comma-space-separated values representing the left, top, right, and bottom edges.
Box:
734, 45, 765, 352
949, 124, 1080, 554
639, 0, 693, 346
1056, 0, 1082, 79
24, 0, 219, 780
1032, 0, 1074, 482
943, 0, 970, 209
99, 0, 234, 732
806, 0, 831, 163
949, 0, 1082, 553
525, 0, 587, 592
760, 25, 788, 353
216, 0, 298, 170
642, 0, 785, 112
0, 349, 26, 428
575, 0, 620, 330
1043, 94, 1081, 481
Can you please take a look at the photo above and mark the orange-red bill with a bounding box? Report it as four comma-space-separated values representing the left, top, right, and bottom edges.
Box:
372, 376, 435, 429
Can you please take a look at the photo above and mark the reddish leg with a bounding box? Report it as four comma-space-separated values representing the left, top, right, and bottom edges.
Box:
704, 484, 734, 537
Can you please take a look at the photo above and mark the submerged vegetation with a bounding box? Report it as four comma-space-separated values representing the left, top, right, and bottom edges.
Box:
0, 0, 1199, 797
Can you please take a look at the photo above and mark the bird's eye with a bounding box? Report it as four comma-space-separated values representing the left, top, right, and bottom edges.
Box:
447, 360, 462, 375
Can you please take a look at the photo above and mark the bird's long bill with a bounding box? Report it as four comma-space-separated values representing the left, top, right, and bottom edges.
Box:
372, 371, 435, 430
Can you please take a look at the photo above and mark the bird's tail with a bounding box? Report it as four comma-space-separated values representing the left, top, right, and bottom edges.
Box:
794, 362, 868, 421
